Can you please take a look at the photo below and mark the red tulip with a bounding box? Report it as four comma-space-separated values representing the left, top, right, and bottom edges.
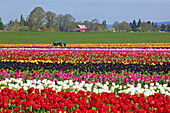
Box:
35, 88, 39, 93
27, 87, 34, 94
48, 88, 53, 92
33, 104, 39, 110
132, 104, 138, 111
74, 98, 79, 103
143, 104, 150, 110
21, 94, 26, 100
11, 99, 15, 104
3, 102, 8, 108
149, 100, 155, 106
14, 107, 20, 112
41, 102, 46, 109
21, 106, 26, 110
137, 109, 147, 113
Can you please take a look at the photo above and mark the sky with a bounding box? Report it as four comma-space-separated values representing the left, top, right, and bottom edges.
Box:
0, 0, 170, 24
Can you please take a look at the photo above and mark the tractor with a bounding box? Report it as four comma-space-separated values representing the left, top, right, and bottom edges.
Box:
53, 41, 67, 47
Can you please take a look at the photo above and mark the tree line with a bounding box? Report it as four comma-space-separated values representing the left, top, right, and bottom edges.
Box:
113, 19, 170, 32
0, 7, 170, 32
0, 7, 107, 32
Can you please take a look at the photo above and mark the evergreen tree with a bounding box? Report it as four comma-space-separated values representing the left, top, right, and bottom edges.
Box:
154, 22, 158, 31
132, 20, 136, 31
130, 22, 132, 27
20, 14, 24, 27
161, 24, 166, 31
147, 21, 151, 24
154, 22, 157, 28
102, 20, 107, 31
138, 19, 142, 27
166, 24, 170, 32
152, 22, 154, 26
0, 17, 4, 30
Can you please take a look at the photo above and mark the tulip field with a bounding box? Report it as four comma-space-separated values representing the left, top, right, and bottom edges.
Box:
0, 32, 170, 44
0, 43, 170, 113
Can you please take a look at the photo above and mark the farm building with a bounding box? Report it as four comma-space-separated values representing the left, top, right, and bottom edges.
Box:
76, 25, 87, 32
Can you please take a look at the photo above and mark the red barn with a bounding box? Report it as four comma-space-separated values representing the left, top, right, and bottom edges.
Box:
76, 25, 87, 32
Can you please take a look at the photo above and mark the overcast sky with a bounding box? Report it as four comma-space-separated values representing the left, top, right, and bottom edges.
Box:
0, 0, 170, 24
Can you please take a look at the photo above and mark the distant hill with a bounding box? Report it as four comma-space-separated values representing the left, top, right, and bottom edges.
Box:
156, 21, 170, 25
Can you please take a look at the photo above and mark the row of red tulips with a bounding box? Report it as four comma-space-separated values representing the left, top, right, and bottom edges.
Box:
0, 87, 169, 113
0, 43, 170, 47
0, 51, 169, 63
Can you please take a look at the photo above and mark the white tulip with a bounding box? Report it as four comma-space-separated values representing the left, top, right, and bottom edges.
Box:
137, 83, 141, 88
1, 86, 5, 89
158, 85, 163, 89
150, 83, 154, 87
167, 87, 170, 92
130, 90, 135, 95
84, 84, 89, 87
98, 89, 103, 93
14, 84, 19, 89
33, 79, 37, 83
165, 92, 170, 96
123, 89, 130, 94
89, 83, 93, 87
118, 90, 123, 93
110, 86, 115, 91
119, 85, 122, 90
144, 91, 150, 96
112, 82, 115, 86
150, 87, 154, 91
75, 82, 79, 86
64, 80, 68, 84
81, 81, 85, 84
138, 89, 144, 94
99, 83, 103, 87
123, 85, 127, 89
153, 86, 157, 90
27, 80, 32, 84
160, 89, 165, 94
87, 87, 91, 91
127, 84, 131, 87
5, 78, 9, 82
69, 80, 72, 83
115, 85, 119, 88
144, 85, 148, 89
37, 80, 41, 84
106, 81, 109, 85
155, 82, 159, 86
48, 85, 53, 88
69, 82, 73, 86
163, 84, 168, 89
30, 84, 36, 88
57, 88, 62, 92
4, 81, 7, 86
93, 88, 98, 94
23, 86, 28, 90
20, 82, 24, 86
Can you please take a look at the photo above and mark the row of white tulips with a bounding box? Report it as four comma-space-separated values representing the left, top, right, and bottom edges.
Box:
118, 83, 170, 96
0, 78, 170, 96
